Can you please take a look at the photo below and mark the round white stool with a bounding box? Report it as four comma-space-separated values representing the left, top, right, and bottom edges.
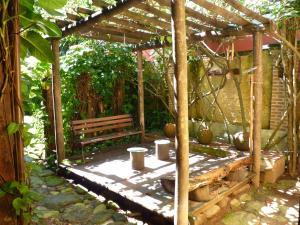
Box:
154, 139, 170, 160
127, 147, 148, 170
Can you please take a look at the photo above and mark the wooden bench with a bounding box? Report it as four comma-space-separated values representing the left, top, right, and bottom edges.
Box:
71, 114, 142, 159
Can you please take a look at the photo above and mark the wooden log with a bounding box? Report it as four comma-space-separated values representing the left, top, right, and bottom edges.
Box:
63, 0, 142, 37
251, 31, 263, 187
192, 0, 250, 26
137, 51, 145, 141
223, 0, 270, 24
77, 7, 95, 15
171, 0, 189, 224
51, 39, 65, 163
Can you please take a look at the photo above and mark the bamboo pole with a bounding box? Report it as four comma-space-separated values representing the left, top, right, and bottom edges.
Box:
171, 1, 189, 224
137, 50, 145, 141
51, 39, 65, 163
251, 31, 263, 187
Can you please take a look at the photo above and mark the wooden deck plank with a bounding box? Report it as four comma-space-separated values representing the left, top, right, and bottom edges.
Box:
66, 142, 252, 220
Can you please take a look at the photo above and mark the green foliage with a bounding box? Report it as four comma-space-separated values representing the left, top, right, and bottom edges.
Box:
6, 122, 35, 147
20, 0, 66, 62
0, 181, 42, 222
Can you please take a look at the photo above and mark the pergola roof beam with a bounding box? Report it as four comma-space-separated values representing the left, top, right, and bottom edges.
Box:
84, 32, 142, 44
66, 12, 83, 21
62, 0, 142, 37
109, 17, 169, 35
122, 10, 170, 30
77, 7, 96, 15
223, 0, 270, 24
92, 24, 155, 40
192, 0, 251, 26
92, 0, 111, 8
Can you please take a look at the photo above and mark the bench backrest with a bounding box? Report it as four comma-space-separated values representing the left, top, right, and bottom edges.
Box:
71, 114, 134, 135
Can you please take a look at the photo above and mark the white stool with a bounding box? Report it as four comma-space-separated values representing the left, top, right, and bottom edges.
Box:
127, 147, 148, 170
154, 139, 170, 160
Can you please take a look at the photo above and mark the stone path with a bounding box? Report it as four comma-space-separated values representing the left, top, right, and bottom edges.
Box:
213, 177, 300, 225
29, 162, 145, 225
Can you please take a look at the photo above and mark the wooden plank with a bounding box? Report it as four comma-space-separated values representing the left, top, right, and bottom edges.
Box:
72, 114, 131, 125
76, 122, 133, 135
192, 0, 251, 26
223, 0, 270, 24
51, 39, 65, 163
81, 130, 142, 146
171, 0, 189, 224
72, 117, 133, 131
77, 7, 95, 15
63, 0, 141, 37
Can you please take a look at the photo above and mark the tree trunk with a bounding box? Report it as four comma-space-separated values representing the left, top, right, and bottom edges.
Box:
0, 0, 24, 224
112, 78, 125, 115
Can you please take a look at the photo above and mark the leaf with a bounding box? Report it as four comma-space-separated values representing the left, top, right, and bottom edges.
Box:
21, 31, 54, 63
20, 0, 34, 11
38, 0, 67, 10
12, 198, 28, 215
7, 122, 20, 135
27, 191, 43, 201
166, 36, 172, 43
36, 19, 62, 37
0, 189, 6, 198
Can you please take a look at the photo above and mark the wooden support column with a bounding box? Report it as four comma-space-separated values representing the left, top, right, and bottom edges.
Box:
137, 50, 145, 141
171, 1, 189, 225
251, 31, 263, 187
51, 39, 65, 163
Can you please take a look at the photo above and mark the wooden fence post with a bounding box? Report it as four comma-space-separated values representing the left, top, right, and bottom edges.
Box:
137, 50, 145, 141
251, 31, 263, 187
171, 0, 189, 224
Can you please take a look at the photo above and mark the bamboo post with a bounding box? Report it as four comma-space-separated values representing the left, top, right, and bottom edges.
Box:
137, 50, 145, 141
251, 31, 263, 187
51, 39, 65, 163
171, 1, 189, 224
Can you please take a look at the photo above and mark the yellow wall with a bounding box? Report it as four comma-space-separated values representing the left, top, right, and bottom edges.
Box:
189, 51, 273, 129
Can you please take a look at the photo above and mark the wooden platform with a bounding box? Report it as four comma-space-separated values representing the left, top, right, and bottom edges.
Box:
60, 142, 252, 224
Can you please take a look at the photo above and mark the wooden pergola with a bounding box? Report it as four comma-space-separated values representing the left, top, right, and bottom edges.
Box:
50, 1, 269, 224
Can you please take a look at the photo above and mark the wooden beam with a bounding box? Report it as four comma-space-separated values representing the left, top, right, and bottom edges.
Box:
135, 2, 209, 32
66, 12, 83, 21
63, 0, 142, 37
154, 0, 229, 29
137, 51, 145, 141
51, 39, 65, 163
92, 0, 111, 8
83, 32, 141, 44
122, 10, 170, 30
192, 0, 251, 26
223, 0, 270, 24
251, 31, 263, 187
77, 7, 95, 15
93, 23, 155, 40
109, 17, 169, 35
55, 19, 72, 28
171, 0, 189, 224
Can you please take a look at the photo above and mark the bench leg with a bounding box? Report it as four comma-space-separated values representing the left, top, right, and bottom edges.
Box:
81, 146, 85, 163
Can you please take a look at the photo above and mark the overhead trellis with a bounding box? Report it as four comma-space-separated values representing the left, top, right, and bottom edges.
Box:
56, 0, 271, 49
